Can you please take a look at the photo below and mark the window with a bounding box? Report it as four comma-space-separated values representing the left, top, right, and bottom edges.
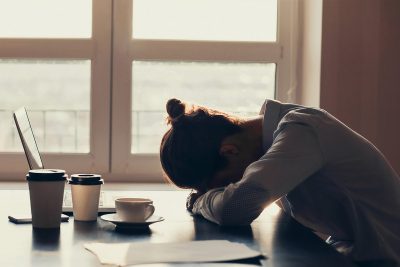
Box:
132, 0, 277, 41
0, 0, 297, 181
0, 0, 91, 38
0, 59, 91, 153
131, 61, 276, 153
0, 0, 111, 177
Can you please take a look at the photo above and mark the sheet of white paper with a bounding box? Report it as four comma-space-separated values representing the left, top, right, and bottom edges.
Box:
85, 240, 262, 266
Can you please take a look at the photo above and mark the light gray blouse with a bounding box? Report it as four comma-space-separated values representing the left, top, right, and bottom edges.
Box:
192, 99, 400, 263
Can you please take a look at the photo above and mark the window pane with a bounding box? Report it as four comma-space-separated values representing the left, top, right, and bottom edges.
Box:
133, 0, 277, 42
0, 0, 91, 38
131, 61, 275, 153
0, 60, 90, 153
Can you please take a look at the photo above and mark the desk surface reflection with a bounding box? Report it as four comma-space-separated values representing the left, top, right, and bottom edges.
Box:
0, 189, 356, 267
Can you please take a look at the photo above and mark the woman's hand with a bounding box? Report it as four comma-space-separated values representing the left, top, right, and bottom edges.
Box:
186, 190, 204, 212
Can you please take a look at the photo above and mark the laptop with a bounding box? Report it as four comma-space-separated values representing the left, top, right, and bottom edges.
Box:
13, 107, 116, 214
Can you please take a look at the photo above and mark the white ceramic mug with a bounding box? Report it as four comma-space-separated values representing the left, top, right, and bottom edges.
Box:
115, 198, 155, 222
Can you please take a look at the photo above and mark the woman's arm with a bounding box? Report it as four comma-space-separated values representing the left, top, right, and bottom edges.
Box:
192, 123, 324, 225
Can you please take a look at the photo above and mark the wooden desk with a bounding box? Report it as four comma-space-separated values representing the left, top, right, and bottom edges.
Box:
0, 189, 356, 266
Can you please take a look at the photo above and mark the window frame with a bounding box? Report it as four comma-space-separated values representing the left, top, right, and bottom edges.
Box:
0, 0, 112, 180
111, 0, 299, 182
0, 0, 298, 181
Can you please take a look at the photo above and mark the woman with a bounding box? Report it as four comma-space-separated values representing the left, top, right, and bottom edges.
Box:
160, 98, 400, 264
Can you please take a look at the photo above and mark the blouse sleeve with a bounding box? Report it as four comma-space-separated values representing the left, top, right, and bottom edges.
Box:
192, 123, 324, 225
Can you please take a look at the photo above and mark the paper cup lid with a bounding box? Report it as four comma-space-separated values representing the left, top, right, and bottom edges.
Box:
68, 174, 104, 185
27, 169, 67, 181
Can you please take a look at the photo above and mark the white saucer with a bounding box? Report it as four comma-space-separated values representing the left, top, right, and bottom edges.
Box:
100, 213, 164, 228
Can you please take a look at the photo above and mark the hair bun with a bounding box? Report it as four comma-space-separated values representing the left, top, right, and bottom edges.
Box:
166, 98, 185, 120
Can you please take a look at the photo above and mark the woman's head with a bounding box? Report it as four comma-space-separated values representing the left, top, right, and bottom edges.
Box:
160, 98, 243, 191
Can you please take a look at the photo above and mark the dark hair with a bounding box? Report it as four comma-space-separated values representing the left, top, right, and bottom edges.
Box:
160, 99, 243, 191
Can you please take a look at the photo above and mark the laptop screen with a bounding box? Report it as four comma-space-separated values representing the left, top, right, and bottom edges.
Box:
13, 107, 44, 170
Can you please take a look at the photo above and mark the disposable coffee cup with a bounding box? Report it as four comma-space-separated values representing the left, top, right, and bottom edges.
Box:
26, 169, 67, 229
115, 198, 155, 222
68, 174, 104, 221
